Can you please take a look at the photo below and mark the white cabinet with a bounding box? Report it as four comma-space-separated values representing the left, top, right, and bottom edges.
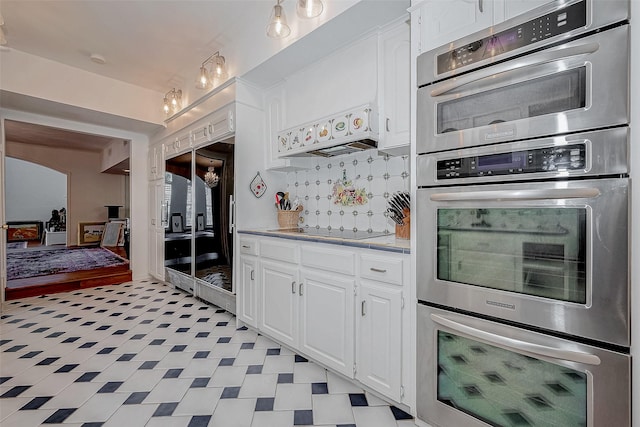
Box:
378, 20, 411, 155
356, 254, 405, 402
260, 259, 299, 348
357, 280, 402, 401
416, 0, 493, 54
241, 233, 411, 405
413, 0, 553, 55
148, 179, 165, 280
148, 142, 163, 180
237, 238, 259, 328
299, 269, 355, 376
164, 131, 192, 157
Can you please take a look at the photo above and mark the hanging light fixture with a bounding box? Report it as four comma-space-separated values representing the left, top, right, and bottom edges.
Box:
204, 164, 220, 188
296, 0, 323, 18
163, 88, 182, 115
195, 51, 228, 90
266, 0, 291, 38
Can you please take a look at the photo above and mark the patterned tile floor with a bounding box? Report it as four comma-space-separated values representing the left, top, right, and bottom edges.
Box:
0, 279, 416, 427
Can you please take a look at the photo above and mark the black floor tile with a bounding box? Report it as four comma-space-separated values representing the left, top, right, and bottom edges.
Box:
246, 365, 263, 375
190, 378, 210, 388
278, 373, 294, 384
163, 369, 183, 379
266, 348, 280, 356
311, 382, 329, 394
4, 345, 27, 352
217, 337, 231, 343
139, 361, 159, 370
295, 355, 308, 363
123, 391, 149, 405
0, 377, 11, 385
255, 397, 275, 411
20, 351, 43, 359
75, 372, 100, 382
150, 339, 165, 345
117, 354, 136, 362
42, 408, 76, 423
220, 387, 240, 399
130, 334, 146, 340
79, 342, 97, 349
219, 358, 235, 366
97, 381, 123, 393
170, 345, 187, 352
1, 385, 31, 398
188, 415, 212, 427
152, 402, 178, 417
20, 396, 52, 410
55, 364, 79, 373
97, 347, 115, 355
36, 357, 60, 366
195, 332, 210, 338
62, 337, 80, 343
294, 409, 313, 426
193, 351, 209, 359
390, 405, 413, 420
240, 343, 255, 350
349, 393, 368, 407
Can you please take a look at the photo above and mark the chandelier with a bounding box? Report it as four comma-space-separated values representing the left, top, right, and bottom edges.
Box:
204, 166, 219, 188
196, 51, 228, 90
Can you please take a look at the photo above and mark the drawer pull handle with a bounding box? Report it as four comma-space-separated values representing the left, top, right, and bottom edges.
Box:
250, 270, 255, 281
292, 281, 296, 294
242, 245, 250, 249
361, 300, 366, 316
370, 267, 387, 273
299, 283, 304, 296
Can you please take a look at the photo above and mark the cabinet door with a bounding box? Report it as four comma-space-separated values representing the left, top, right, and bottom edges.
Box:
357, 281, 402, 401
494, 0, 551, 23
148, 180, 165, 280
237, 255, 258, 328
260, 260, 299, 348
379, 22, 411, 154
419, 0, 493, 53
299, 270, 355, 377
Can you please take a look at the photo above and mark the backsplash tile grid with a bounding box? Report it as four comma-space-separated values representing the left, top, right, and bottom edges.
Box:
287, 150, 409, 234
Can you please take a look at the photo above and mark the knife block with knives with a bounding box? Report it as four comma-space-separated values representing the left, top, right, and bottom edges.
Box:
387, 191, 410, 240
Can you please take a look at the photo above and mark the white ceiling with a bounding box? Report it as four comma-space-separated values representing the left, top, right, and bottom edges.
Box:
0, 0, 279, 93
0, 0, 408, 161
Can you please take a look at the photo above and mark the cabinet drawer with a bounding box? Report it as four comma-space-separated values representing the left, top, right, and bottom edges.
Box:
360, 255, 403, 285
239, 238, 258, 256
301, 245, 355, 275
260, 239, 298, 263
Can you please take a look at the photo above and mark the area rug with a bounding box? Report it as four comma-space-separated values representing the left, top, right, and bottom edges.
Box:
7, 247, 128, 281
7, 241, 28, 250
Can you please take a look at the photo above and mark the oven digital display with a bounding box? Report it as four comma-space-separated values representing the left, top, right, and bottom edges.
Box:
476, 152, 526, 171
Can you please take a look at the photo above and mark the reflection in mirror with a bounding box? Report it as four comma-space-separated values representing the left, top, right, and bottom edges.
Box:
164, 152, 193, 277
194, 142, 234, 292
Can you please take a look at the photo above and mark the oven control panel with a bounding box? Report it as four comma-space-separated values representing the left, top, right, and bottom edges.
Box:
437, 144, 586, 179
437, 1, 587, 74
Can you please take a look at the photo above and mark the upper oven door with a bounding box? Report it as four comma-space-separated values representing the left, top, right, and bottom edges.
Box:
416, 24, 629, 155
416, 178, 629, 347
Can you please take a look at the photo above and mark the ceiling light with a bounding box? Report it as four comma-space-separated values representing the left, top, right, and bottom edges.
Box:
296, 0, 323, 18
204, 165, 219, 188
267, 0, 291, 38
163, 88, 182, 115
195, 51, 228, 90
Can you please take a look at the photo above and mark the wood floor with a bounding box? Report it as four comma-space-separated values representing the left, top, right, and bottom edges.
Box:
5, 245, 132, 301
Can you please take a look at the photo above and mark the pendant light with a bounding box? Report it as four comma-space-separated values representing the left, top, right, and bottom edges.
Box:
196, 51, 228, 90
204, 163, 219, 188
296, 0, 323, 18
266, 0, 291, 38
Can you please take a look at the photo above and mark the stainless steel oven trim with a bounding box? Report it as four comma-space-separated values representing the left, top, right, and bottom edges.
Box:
417, 128, 628, 187
416, 178, 629, 347
416, 304, 631, 427
417, 25, 629, 154
417, 0, 629, 86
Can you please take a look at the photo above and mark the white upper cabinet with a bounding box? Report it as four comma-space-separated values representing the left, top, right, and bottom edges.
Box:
416, 0, 493, 54
413, 0, 554, 55
378, 20, 411, 155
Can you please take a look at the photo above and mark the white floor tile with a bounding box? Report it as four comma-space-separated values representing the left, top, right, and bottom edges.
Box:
64, 391, 128, 423
262, 355, 295, 374
144, 414, 193, 427
293, 361, 328, 384
210, 398, 256, 427
233, 349, 267, 366
238, 373, 278, 398
181, 359, 220, 378
0, 408, 56, 426
327, 370, 366, 394
40, 382, 103, 409
145, 378, 192, 403
352, 405, 399, 427
209, 366, 247, 387
273, 383, 312, 410
103, 401, 157, 427
250, 410, 294, 427
173, 387, 222, 416
312, 393, 355, 425
118, 368, 165, 392
0, 396, 31, 422
24, 372, 79, 397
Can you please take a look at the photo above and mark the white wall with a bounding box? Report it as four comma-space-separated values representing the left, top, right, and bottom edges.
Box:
5, 157, 66, 224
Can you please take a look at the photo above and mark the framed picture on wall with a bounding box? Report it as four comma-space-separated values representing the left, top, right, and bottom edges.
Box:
170, 213, 184, 233
196, 213, 205, 231
78, 221, 106, 245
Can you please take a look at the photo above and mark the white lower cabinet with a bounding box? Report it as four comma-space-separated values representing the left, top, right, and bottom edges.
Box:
260, 260, 299, 348
243, 234, 410, 407
299, 269, 355, 376
356, 280, 403, 401
238, 255, 258, 328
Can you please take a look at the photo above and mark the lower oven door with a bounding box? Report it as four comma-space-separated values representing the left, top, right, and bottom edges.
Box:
417, 304, 631, 427
416, 177, 629, 347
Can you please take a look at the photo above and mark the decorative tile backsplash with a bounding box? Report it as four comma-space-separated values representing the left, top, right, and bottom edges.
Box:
285, 149, 409, 234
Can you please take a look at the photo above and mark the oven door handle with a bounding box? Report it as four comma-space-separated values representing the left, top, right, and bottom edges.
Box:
430, 42, 599, 98
430, 187, 600, 202
431, 314, 601, 365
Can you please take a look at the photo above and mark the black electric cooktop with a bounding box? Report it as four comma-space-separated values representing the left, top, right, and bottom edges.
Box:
272, 227, 389, 240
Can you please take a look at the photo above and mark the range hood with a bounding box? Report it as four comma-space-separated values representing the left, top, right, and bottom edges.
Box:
276, 104, 378, 158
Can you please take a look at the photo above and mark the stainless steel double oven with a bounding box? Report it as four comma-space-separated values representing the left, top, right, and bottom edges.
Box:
416, 1, 631, 426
